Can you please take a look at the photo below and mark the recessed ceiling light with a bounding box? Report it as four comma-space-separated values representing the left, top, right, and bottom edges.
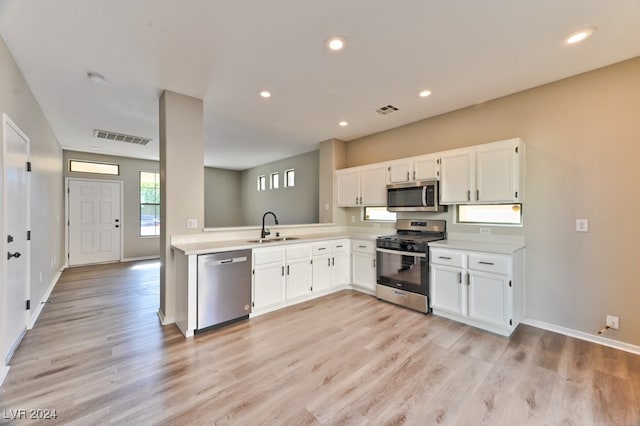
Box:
258, 90, 271, 98
565, 27, 596, 45
419, 90, 432, 98
338, 121, 349, 127
87, 71, 106, 84
326, 35, 347, 51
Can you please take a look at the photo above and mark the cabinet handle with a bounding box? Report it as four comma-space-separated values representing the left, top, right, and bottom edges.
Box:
406, 171, 410, 181
281, 266, 284, 276
359, 196, 363, 204
467, 190, 471, 201
287, 265, 290, 275
373, 259, 376, 268
318, 247, 326, 251
359, 245, 367, 249
439, 256, 451, 260
458, 272, 462, 284
413, 171, 416, 180
467, 274, 470, 286
478, 261, 495, 265
336, 245, 343, 248
328, 258, 331, 267
332, 257, 335, 266
355, 196, 359, 205
476, 189, 479, 200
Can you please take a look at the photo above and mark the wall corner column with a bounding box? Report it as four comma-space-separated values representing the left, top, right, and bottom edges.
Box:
158, 90, 204, 324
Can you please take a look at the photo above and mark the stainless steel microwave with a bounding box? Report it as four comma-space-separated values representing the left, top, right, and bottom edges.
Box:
387, 179, 447, 212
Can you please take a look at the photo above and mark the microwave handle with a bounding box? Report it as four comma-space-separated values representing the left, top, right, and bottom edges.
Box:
422, 186, 427, 206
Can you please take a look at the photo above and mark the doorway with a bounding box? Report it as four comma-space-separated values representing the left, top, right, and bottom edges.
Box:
1, 114, 31, 369
66, 179, 122, 266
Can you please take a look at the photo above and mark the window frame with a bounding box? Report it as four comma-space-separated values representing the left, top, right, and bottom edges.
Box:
139, 171, 160, 237
284, 169, 295, 188
456, 203, 523, 226
257, 175, 266, 191
363, 206, 397, 222
270, 172, 279, 190
69, 159, 120, 175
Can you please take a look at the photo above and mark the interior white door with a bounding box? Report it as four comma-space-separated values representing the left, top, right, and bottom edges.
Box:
68, 179, 121, 266
2, 115, 30, 365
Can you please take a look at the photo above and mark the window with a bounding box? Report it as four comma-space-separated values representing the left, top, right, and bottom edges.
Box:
363, 206, 396, 222
284, 169, 295, 187
257, 175, 266, 191
457, 204, 522, 225
270, 172, 279, 189
69, 159, 119, 175
140, 172, 160, 236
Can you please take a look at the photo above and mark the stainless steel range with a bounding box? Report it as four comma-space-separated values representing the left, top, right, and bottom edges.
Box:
376, 219, 446, 313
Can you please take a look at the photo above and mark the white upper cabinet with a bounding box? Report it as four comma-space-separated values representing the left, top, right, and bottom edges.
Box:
476, 139, 523, 203
440, 138, 524, 205
413, 153, 441, 181
439, 147, 475, 204
336, 164, 388, 207
387, 153, 440, 183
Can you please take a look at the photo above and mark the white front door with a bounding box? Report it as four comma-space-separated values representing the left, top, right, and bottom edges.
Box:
67, 179, 122, 266
2, 114, 30, 367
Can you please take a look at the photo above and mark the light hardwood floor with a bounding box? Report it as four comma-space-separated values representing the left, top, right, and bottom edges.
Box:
1, 260, 639, 425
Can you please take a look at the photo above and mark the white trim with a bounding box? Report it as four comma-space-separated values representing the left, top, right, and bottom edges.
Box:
521, 317, 640, 356
121, 255, 160, 263
157, 309, 174, 326
27, 267, 63, 330
0, 364, 9, 386
65, 177, 124, 267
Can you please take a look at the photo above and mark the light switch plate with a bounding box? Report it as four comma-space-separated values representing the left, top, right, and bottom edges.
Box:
576, 219, 589, 232
187, 218, 198, 229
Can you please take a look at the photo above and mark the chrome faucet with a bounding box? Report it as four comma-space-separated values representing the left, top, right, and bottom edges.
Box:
261, 211, 279, 239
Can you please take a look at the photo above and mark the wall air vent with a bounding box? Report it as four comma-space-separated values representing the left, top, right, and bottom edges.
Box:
375, 104, 399, 115
93, 129, 151, 146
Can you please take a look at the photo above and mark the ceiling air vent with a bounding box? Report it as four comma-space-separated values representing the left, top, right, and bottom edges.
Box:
93, 129, 151, 146
375, 104, 399, 115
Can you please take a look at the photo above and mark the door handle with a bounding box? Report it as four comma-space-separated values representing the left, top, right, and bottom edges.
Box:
8, 252, 21, 260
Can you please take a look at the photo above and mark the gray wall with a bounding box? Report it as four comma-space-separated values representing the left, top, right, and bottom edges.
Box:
0, 35, 64, 327
204, 167, 242, 227
240, 150, 319, 226
63, 150, 160, 260
343, 56, 640, 346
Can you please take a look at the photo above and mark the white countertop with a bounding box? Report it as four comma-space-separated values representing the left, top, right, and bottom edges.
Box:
171, 231, 378, 256
428, 239, 525, 255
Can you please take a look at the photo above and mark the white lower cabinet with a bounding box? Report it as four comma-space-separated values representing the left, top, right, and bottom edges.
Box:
252, 247, 286, 310
351, 239, 376, 292
430, 247, 524, 336
312, 240, 349, 294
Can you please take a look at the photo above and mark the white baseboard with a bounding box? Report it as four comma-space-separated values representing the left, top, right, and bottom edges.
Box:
121, 255, 160, 262
521, 317, 640, 356
0, 364, 9, 386
28, 267, 64, 330
157, 309, 174, 325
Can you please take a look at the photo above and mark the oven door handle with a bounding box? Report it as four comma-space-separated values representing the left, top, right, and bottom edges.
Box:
376, 248, 426, 258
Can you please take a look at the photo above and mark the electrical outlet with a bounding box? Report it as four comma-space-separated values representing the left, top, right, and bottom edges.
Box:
187, 218, 198, 229
576, 219, 589, 232
479, 227, 491, 235
606, 315, 619, 330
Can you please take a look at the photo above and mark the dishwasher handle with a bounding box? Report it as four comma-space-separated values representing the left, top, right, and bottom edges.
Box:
204, 256, 248, 267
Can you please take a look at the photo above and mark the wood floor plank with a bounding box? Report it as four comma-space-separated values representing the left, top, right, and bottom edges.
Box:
0, 260, 639, 425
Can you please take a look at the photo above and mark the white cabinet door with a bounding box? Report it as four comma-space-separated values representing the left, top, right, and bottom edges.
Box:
352, 253, 376, 291
331, 252, 349, 287
476, 140, 520, 203
413, 154, 440, 180
430, 264, 465, 315
312, 255, 332, 293
468, 271, 510, 328
388, 161, 412, 183
286, 258, 312, 300
360, 165, 388, 205
336, 169, 360, 207
439, 148, 475, 204
253, 263, 285, 310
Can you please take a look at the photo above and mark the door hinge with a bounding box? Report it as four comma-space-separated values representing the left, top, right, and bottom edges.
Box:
27, 230, 31, 241
252, 269, 255, 275
252, 301, 255, 308
509, 280, 512, 288
26, 161, 32, 172
515, 191, 518, 198
26, 299, 31, 310
509, 319, 513, 326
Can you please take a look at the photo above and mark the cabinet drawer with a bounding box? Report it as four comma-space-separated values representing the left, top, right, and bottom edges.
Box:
331, 240, 348, 253
253, 247, 285, 265
312, 242, 331, 256
286, 244, 312, 260
430, 249, 464, 268
351, 239, 375, 254
468, 253, 510, 275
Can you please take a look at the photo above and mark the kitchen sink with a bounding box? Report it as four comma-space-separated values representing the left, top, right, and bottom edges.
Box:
247, 237, 300, 244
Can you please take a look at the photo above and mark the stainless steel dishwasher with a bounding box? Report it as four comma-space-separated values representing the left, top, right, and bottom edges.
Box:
197, 249, 252, 332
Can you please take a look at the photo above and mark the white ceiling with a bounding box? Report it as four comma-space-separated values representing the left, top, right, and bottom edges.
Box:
1, 0, 639, 170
